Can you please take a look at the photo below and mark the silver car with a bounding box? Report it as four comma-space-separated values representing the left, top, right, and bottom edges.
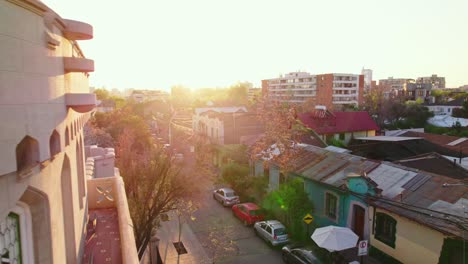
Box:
212, 188, 240, 206
254, 220, 289, 246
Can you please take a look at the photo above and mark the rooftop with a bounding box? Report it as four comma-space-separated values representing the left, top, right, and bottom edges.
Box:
355, 136, 421, 142
194, 106, 247, 115
298, 111, 379, 135
399, 131, 468, 156
394, 152, 468, 180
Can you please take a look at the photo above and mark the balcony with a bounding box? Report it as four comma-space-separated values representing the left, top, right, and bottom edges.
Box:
63, 57, 94, 73
84, 176, 139, 264
63, 19, 93, 40
65, 93, 96, 113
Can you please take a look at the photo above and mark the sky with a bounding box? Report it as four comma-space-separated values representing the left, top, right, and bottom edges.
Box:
45, 0, 468, 90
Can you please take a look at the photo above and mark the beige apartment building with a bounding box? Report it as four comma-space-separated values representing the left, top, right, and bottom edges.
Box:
262, 72, 364, 110
0, 0, 137, 263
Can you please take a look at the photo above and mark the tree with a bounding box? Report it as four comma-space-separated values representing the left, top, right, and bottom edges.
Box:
94, 88, 110, 100
116, 130, 193, 258
251, 96, 324, 170
83, 125, 114, 147
262, 178, 314, 240
403, 103, 434, 128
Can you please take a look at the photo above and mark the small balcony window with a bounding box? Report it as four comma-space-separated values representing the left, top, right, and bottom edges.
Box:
16, 136, 40, 172
49, 130, 61, 157
65, 126, 70, 146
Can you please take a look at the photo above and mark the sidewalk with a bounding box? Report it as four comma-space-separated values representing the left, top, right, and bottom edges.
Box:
156, 211, 212, 264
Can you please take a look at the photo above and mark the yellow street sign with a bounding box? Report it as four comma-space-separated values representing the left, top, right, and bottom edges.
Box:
303, 213, 314, 224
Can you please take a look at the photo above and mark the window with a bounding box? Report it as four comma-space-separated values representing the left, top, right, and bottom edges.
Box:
266, 226, 272, 234
0, 213, 22, 264
325, 192, 338, 220
16, 136, 39, 172
239, 205, 247, 213
339, 133, 345, 140
375, 212, 397, 248
274, 228, 286, 236
49, 130, 61, 158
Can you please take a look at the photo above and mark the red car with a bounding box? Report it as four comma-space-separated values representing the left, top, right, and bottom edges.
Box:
232, 203, 264, 226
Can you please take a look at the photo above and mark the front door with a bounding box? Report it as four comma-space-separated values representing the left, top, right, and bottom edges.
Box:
353, 205, 365, 240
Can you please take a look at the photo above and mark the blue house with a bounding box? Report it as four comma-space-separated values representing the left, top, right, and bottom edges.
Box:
257, 145, 381, 240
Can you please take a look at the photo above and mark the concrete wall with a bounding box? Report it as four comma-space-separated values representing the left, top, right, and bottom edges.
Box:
369, 207, 445, 264
0, 0, 93, 263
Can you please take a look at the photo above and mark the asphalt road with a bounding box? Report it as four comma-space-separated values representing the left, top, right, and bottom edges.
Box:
187, 181, 283, 264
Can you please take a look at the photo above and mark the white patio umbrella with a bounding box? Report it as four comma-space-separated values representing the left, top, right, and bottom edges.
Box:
311, 226, 359, 252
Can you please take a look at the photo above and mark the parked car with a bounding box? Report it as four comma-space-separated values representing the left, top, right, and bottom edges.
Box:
231, 203, 264, 226
253, 220, 289, 246
212, 188, 239, 206
281, 245, 322, 264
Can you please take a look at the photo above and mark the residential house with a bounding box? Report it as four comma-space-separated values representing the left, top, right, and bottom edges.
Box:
298, 107, 379, 145
367, 162, 467, 264
255, 145, 381, 240
0, 1, 138, 263
254, 143, 467, 264
192, 106, 263, 145
424, 97, 465, 116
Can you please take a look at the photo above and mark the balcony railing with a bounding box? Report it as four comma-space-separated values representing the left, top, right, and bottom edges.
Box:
63, 57, 94, 73
65, 93, 96, 113
63, 19, 93, 40
86, 176, 139, 264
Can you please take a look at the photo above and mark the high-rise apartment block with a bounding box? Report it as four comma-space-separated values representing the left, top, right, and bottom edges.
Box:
378, 77, 414, 94
262, 72, 364, 110
416, 74, 445, 89
361, 68, 373, 91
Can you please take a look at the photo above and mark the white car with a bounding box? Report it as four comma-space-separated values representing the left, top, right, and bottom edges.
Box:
254, 220, 289, 246
212, 188, 240, 206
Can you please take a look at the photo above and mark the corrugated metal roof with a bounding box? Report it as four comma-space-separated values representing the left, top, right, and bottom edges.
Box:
291, 145, 379, 187
355, 136, 421, 142
285, 145, 468, 238
367, 163, 418, 199
324, 146, 351, 153
195, 106, 247, 115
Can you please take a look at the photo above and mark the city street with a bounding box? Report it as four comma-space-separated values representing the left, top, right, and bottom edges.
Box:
156, 127, 283, 264
188, 179, 283, 264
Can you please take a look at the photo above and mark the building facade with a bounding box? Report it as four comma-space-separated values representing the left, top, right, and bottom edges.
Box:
262, 72, 364, 110
378, 77, 415, 96
0, 1, 138, 263
361, 68, 373, 91
192, 107, 263, 145
130, 90, 170, 103
298, 109, 379, 145
417, 74, 446, 89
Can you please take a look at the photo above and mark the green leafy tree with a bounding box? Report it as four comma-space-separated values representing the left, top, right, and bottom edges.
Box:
94, 88, 110, 100
262, 178, 314, 240
218, 162, 268, 203
219, 162, 250, 196
402, 103, 434, 128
